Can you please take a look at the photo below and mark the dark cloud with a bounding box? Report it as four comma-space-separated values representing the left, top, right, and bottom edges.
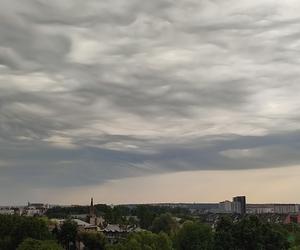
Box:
1, 0, 300, 202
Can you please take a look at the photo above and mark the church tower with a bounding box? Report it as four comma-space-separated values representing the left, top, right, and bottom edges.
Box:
89, 197, 95, 217
88, 197, 97, 225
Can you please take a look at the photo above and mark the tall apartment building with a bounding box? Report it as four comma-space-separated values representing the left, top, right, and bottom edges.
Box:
219, 196, 247, 214
233, 196, 246, 215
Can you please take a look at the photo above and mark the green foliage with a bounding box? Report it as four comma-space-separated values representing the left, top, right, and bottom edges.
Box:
235, 216, 289, 250
47, 204, 190, 227
213, 216, 236, 250
102, 206, 129, 225
136, 206, 157, 229
127, 216, 139, 227
107, 231, 172, 250
1, 208, 296, 250
106, 243, 125, 250
17, 238, 63, 250
46, 206, 89, 219
156, 232, 173, 250
135, 205, 190, 230
174, 221, 213, 250
0, 236, 13, 250
150, 213, 178, 235
290, 247, 300, 250
0, 215, 51, 250
79, 231, 106, 250
283, 223, 300, 248
57, 219, 78, 248
214, 216, 290, 250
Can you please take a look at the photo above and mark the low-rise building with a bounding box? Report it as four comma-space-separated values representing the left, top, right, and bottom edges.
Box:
24, 202, 49, 216
247, 204, 299, 214
219, 200, 233, 213
101, 224, 143, 244
0, 208, 15, 215
50, 218, 100, 232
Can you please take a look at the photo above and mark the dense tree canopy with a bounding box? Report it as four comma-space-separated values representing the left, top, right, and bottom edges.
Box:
46, 204, 190, 228
175, 221, 213, 250
214, 216, 290, 250
57, 219, 78, 249
79, 231, 106, 250
1, 211, 299, 250
17, 238, 63, 250
107, 231, 172, 250
150, 213, 178, 235
0, 215, 51, 250
214, 216, 237, 250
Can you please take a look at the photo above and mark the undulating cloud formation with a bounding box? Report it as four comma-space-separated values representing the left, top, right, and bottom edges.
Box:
1, 0, 300, 204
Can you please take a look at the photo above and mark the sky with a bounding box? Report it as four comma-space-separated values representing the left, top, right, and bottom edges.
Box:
1, 0, 300, 205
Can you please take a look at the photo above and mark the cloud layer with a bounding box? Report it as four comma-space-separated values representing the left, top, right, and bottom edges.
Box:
1, 0, 300, 203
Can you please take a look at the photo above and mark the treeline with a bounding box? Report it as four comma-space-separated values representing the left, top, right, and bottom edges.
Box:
46, 204, 190, 226
0, 214, 60, 250
2, 214, 300, 249
110, 214, 292, 250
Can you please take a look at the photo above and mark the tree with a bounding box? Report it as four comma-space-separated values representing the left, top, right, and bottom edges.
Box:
0, 236, 13, 250
156, 232, 173, 250
214, 216, 290, 250
0, 215, 51, 250
174, 221, 213, 250
106, 243, 127, 250
17, 238, 63, 250
150, 213, 178, 235
58, 220, 78, 249
79, 231, 106, 250
233, 216, 289, 250
136, 206, 156, 229
214, 216, 235, 250
284, 223, 300, 248
106, 231, 172, 250
127, 216, 139, 227
39, 240, 63, 250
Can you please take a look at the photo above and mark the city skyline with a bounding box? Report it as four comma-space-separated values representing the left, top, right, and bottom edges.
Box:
2, 0, 300, 204
3, 166, 300, 206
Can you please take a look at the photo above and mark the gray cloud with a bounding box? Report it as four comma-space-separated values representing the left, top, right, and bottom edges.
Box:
1, 0, 300, 202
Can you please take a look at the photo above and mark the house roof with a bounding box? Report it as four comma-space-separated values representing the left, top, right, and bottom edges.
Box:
102, 224, 144, 233
102, 224, 124, 232
50, 218, 92, 227
73, 219, 91, 227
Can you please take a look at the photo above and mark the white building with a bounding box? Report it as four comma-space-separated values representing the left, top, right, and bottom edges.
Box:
247, 204, 300, 214
219, 200, 232, 213
232, 201, 242, 214
25, 206, 43, 216
0, 208, 14, 215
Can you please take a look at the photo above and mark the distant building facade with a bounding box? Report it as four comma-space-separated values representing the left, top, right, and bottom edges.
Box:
24, 202, 49, 216
284, 214, 300, 224
0, 208, 15, 215
219, 196, 246, 214
87, 198, 105, 227
233, 196, 246, 215
247, 204, 299, 214
219, 200, 232, 213
101, 224, 143, 244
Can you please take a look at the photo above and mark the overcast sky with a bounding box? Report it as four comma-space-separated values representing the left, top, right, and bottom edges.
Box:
2, 0, 300, 205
